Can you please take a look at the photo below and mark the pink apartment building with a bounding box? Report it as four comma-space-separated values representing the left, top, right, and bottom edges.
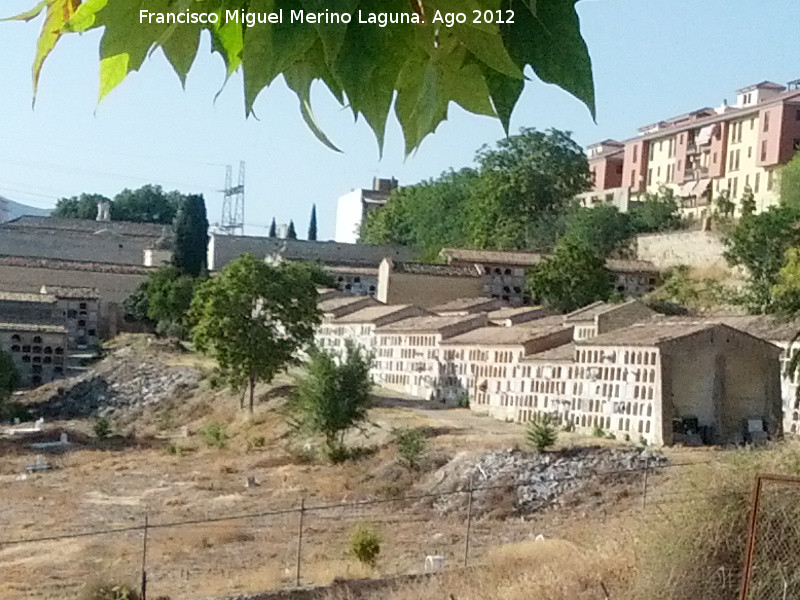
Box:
580, 79, 800, 218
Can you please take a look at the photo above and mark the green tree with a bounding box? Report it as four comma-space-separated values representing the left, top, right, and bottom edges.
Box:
268, 218, 277, 238
560, 203, 634, 258
122, 281, 152, 324
723, 204, 800, 313
113, 185, 181, 223
172, 194, 209, 277
467, 128, 591, 251
289, 340, 372, 461
145, 266, 198, 337
714, 190, 735, 219
51, 193, 109, 219
10, 0, 595, 154
780, 151, 800, 210
392, 427, 427, 470
526, 413, 557, 452
360, 168, 475, 260
190, 254, 320, 413
0, 348, 19, 400
308, 205, 318, 241
527, 241, 612, 313
630, 187, 681, 233
771, 247, 800, 315
287, 220, 297, 240
740, 185, 756, 218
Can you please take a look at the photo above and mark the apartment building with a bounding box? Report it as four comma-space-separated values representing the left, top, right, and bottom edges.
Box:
373, 313, 487, 401
584, 79, 800, 218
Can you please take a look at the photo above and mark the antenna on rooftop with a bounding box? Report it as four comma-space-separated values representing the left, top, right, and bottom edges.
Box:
220, 161, 245, 236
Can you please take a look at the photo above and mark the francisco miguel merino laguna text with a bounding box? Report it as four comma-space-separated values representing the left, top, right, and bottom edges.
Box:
139, 9, 422, 27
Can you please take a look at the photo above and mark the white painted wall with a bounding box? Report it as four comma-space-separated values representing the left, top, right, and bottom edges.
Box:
334, 190, 366, 244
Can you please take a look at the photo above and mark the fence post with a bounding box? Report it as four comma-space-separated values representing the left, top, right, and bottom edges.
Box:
464, 474, 474, 567
140, 513, 149, 600
295, 498, 305, 588
641, 457, 650, 510
740, 476, 765, 600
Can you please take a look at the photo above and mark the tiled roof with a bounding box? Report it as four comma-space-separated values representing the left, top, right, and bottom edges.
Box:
606, 259, 659, 273
524, 343, 576, 362
1, 215, 165, 237
657, 315, 800, 343
334, 304, 422, 324
318, 296, 378, 313
431, 297, 503, 314
325, 265, 379, 275
0, 322, 67, 334
564, 299, 647, 323
39, 285, 100, 299
575, 321, 779, 350
392, 262, 481, 277
440, 248, 659, 273
487, 306, 549, 322
0, 291, 56, 303
0, 255, 151, 275
376, 314, 483, 334
630, 89, 800, 143
440, 248, 545, 267
442, 324, 566, 346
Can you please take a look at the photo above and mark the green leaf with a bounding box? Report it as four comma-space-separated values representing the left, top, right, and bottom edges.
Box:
481, 63, 524, 133
3, 0, 49, 22
298, 0, 358, 63
241, 0, 317, 114
210, 10, 244, 77
158, 6, 202, 85
99, 53, 129, 102
63, 0, 106, 32
501, 0, 595, 118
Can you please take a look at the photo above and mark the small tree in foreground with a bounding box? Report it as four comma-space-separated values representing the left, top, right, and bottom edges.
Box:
0, 349, 20, 420
190, 254, 320, 413
350, 524, 381, 569
526, 413, 558, 452
289, 341, 372, 462
393, 427, 428, 470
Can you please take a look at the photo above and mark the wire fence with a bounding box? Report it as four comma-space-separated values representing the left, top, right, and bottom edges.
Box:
0, 459, 785, 600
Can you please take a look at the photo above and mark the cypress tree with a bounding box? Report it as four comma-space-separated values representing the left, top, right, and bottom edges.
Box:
308, 204, 318, 241
172, 194, 209, 277
287, 220, 297, 240
268, 217, 277, 238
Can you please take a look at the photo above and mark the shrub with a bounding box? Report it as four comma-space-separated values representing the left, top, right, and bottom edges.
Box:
166, 442, 184, 456
526, 414, 557, 452
200, 422, 228, 449
350, 524, 381, 568
592, 425, 605, 438
393, 427, 427, 469
93, 417, 112, 440
246, 435, 266, 451
82, 582, 140, 600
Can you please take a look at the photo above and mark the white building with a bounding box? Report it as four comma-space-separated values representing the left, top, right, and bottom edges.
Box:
334, 178, 398, 244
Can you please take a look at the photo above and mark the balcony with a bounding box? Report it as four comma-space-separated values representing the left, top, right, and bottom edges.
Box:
684, 167, 709, 182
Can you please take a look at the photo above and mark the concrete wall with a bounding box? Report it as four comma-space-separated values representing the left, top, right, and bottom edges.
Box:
209, 234, 417, 271
379, 270, 484, 308
0, 229, 155, 265
0, 264, 146, 305
635, 230, 728, 270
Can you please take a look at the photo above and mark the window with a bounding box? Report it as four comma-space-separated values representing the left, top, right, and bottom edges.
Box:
761, 140, 768, 162
630, 170, 636, 187
11, 334, 20, 342
648, 144, 654, 161
768, 170, 775, 191
647, 168, 653, 185
764, 111, 770, 132
750, 117, 755, 129
732, 177, 738, 198
796, 109, 800, 121
79, 302, 87, 310
748, 146, 752, 159
677, 160, 682, 172
755, 172, 761, 193
633, 145, 638, 162
713, 152, 718, 164
659, 141, 663, 152
33, 336, 42, 344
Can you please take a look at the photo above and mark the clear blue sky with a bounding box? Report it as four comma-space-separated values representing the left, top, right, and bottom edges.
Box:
1, 0, 798, 239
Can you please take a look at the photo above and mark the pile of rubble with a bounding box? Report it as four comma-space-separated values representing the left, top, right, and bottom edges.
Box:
30, 344, 203, 420
418, 446, 666, 516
